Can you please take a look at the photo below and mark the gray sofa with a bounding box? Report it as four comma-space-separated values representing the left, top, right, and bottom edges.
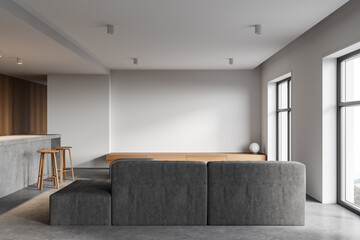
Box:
50, 161, 305, 226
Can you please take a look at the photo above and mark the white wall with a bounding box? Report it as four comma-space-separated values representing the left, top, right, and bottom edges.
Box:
260, 1, 360, 202
48, 74, 110, 168
111, 70, 261, 152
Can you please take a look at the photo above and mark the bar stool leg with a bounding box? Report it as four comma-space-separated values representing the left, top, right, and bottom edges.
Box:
68, 149, 75, 181
59, 149, 63, 183
37, 153, 44, 189
63, 150, 66, 180
52, 153, 60, 189
39, 154, 45, 190
51, 157, 56, 185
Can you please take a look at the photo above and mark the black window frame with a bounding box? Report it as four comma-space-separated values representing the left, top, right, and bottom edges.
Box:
276, 77, 291, 161
337, 49, 360, 216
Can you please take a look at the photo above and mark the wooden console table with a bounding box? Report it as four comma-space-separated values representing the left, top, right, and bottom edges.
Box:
106, 152, 266, 164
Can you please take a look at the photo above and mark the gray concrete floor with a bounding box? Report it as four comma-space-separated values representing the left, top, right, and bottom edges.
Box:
0, 169, 360, 240
0, 168, 109, 215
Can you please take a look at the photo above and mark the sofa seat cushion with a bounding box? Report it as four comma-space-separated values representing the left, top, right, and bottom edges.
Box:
50, 180, 111, 225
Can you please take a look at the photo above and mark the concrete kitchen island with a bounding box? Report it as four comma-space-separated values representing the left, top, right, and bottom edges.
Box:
0, 135, 60, 198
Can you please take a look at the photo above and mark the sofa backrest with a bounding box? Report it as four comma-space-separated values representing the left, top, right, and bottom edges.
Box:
111, 161, 207, 225
207, 161, 305, 226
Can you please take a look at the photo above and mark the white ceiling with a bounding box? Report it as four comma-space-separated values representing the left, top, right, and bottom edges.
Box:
0, 3, 108, 82
0, 0, 349, 81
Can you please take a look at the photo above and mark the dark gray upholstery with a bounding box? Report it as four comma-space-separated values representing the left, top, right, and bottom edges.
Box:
109, 158, 155, 178
111, 161, 207, 225
207, 161, 305, 226
50, 180, 111, 225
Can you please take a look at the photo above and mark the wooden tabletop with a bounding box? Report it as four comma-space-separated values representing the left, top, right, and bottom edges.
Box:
106, 152, 266, 164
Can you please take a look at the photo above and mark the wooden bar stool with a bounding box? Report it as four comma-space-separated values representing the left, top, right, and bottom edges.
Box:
54, 146, 75, 183
37, 150, 60, 190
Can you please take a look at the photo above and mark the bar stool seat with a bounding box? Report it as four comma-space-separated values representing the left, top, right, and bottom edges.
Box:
37, 150, 60, 190
55, 146, 72, 149
39, 150, 59, 153
54, 146, 75, 183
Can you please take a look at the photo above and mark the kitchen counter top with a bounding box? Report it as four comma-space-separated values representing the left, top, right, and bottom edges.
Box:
0, 134, 61, 146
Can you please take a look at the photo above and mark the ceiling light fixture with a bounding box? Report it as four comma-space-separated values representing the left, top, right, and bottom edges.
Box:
107, 24, 114, 35
254, 24, 262, 34
229, 58, 234, 65
133, 58, 138, 65
17, 58, 23, 65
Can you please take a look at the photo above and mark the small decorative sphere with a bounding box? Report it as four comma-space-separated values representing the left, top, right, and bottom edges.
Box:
249, 143, 260, 154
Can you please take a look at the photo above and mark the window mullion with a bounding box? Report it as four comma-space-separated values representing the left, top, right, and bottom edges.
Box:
288, 80, 291, 161
276, 83, 279, 161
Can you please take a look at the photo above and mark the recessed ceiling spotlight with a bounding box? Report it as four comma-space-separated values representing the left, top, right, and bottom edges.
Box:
254, 24, 262, 34
229, 58, 234, 65
17, 57, 23, 65
133, 58, 138, 65
107, 24, 114, 35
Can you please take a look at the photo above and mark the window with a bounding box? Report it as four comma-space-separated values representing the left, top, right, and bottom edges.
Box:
276, 78, 291, 161
338, 50, 360, 214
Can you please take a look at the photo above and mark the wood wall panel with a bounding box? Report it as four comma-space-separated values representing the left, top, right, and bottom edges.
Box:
0, 74, 47, 135
29, 83, 47, 134
0, 77, 11, 135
